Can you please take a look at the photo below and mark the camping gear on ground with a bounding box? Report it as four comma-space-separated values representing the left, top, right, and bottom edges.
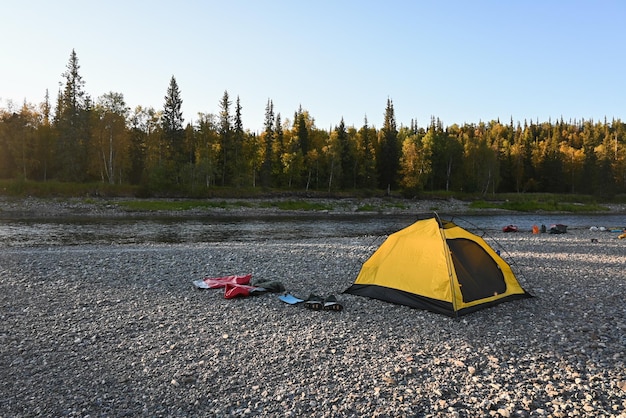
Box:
323, 295, 343, 311
549, 224, 567, 234
250, 278, 285, 293
278, 294, 305, 304
194, 274, 284, 298
278, 293, 344, 311
224, 283, 266, 299
541, 224, 547, 233
303, 294, 324, 310
193, 274, 252, 289
345, 216, 531, 317
502, 224, 518, 232
532, 225, 539, 234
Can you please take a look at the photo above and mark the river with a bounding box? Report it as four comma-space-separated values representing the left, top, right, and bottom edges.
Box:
0, 212, 624, 248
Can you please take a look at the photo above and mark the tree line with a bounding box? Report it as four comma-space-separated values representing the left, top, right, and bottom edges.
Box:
1, 50, 625, 197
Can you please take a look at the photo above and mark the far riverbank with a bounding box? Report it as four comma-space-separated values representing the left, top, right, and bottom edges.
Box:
1, 196, 625, 220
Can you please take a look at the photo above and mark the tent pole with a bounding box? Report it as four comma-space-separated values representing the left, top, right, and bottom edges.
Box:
433, 211, 443, 227
435, 212, 459, 317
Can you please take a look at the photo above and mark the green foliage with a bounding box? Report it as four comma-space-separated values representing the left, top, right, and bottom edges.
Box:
162, 76, 184, 132
1, 50, 626, 199
377, 99, 401, 190
613, 194, 626, 204
356, 204, 377, 212
55, 49, 90, 181
0, 179, 137, 197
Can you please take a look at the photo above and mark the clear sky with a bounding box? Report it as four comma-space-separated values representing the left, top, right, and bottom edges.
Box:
2, 0, 625, 132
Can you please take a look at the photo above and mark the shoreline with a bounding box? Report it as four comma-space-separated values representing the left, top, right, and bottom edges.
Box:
1, 196, 625, 220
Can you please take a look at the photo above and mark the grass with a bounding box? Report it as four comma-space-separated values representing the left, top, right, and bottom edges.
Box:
356, 204, 378, 212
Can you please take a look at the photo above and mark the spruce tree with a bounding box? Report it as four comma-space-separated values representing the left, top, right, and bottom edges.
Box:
297, 106, 309, 156
218, 90, 232, 186
162, 76, 184, 133
359, 116, 377, 189
55, 49, 90, 181
161, 76, 185, 184
337, 118, 355, 189
36, 89, 54, 181
233, 96, 245, 187
273, 113, 286, 186
377, 98, 400, 191
261, 99, 274, 187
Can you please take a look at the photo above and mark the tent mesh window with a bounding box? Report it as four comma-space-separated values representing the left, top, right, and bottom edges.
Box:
446, 238, 506, 302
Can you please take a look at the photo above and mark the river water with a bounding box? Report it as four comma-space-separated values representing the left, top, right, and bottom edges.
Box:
0, 213, 624, 248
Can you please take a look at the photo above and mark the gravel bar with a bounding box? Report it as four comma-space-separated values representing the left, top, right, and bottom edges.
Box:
1, 226, 626, 417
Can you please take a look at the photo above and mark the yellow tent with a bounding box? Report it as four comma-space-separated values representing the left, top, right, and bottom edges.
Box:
345, 216, 531, 317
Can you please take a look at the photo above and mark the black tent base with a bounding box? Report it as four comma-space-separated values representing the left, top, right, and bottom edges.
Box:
344, 284, 532, 317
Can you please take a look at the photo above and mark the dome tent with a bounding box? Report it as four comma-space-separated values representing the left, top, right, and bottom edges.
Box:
345, 215, 531, 317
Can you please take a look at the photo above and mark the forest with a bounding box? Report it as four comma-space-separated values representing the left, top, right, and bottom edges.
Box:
1, 50, 625, 198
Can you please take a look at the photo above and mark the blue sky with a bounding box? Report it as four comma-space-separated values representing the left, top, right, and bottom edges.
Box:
2, 1, 625, 131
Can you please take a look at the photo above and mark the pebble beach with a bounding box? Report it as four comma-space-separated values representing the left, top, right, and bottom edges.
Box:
1, 198, 625, 417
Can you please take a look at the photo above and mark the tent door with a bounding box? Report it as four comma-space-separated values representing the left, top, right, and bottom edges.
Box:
446, 238, 506, 303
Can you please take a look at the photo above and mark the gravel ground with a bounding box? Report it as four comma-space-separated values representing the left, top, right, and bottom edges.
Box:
1, 223, 625, 417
